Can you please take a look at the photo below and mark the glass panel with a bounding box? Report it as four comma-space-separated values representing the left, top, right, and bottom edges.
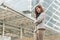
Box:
53, 26, 60, 30
56, 22, 60, 27
32, 0, 39, 7
52, 3, 58, 9
46, 15, 50, 21
48, 6, 56, 13
55, 11, 60, 16
50, 18, 56, 24
43, 2, 49, 8
53, 15, 59, 20
47, 22, 54, 27
45, 20, 47, 24
58, 8, 60, 11
44, 0, 53, 4
46, 10, 53, 16
54, 0, 60, 6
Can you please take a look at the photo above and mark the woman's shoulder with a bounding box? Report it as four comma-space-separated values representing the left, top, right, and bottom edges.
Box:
40, 12, 45, 16
38, 12, 46, 18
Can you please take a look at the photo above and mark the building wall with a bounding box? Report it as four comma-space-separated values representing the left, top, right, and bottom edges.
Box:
32, 0, 60, 32
43, 0, 60, 32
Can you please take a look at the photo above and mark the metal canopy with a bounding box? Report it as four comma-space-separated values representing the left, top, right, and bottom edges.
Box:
0, 6, 60, 38
0, 7, 35, 38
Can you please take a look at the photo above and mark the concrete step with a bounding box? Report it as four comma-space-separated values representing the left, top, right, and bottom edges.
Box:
17, 35, 60, 40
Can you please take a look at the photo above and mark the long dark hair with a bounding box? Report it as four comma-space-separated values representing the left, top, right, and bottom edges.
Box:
35, 5, 44, 19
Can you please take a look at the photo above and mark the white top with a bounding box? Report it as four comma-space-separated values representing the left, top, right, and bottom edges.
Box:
34, 12, 46, 32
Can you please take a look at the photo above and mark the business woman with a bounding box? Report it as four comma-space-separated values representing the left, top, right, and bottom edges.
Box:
34, 5, 46, 40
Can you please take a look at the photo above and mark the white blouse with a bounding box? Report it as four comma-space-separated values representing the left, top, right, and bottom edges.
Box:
34, 12, 46, 32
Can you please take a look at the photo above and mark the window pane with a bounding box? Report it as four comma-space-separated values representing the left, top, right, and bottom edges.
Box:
53, 15, 59, 20
55, 11, 60, 16
52, 4, 58, 9
47, 22, 54, 27
32, 0, 39, 7
54, 0, 60, 6
48, 7, 56, 12
43, 2, 49, 8
44, 0, 53, 4
50, 18, 56, 24
58, 8, 60, 11
46, 15, 50, 21
53, 26, 60, 30
45, 20, 47, 24
56, 22, 60, 27
46, 10, 53, 16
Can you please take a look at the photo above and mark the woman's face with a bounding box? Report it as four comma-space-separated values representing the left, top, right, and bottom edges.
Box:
36, 7, 41, 13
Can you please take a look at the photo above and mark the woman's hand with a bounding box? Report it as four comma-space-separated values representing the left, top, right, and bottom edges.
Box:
34, 29, 37, 33
34, 20, 37, 23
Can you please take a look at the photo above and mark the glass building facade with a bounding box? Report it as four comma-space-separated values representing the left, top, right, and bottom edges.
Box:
32, 0, 60, 32
43, 0, 60, 32
0, 0, 60, 40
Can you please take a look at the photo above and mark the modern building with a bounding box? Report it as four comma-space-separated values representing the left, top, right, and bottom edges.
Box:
0, 0, 60, 40
42, 0, 60, 32
32, 0, 60, 33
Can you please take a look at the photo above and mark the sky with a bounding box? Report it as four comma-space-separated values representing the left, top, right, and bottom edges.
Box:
0, 0, 43, 11
0, 0, 31, 11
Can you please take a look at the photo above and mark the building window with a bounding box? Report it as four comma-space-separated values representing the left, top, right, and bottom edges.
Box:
46, 15, 50, 21
54, 0, 60, 6
43, 2, 49, 9
56, 22, 60, 27
55, 11, 60, 16
32, 0, 39, 7
53, 15, 59, 20
50, 18, 56, 24
46, 10, 53, 16
52, 4, 58, 9
44, 0, 53, 4
48, 6, 56, 13
47, 22, 54, 27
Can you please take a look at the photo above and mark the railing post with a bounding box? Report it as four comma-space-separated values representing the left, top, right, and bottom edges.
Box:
20, 28, 23, 39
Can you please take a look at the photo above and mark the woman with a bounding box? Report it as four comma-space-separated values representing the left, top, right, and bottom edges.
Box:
34, 5, 46, 40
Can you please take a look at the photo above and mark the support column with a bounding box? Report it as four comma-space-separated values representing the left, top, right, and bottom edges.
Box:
20, 28, 23, 39
2, 20, 5, 40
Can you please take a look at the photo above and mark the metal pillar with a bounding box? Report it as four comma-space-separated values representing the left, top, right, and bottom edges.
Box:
20, 28, 23, 39
2, 20, 5, 40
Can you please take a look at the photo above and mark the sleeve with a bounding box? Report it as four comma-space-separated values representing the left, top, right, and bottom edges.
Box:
34, 13, 45, 23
